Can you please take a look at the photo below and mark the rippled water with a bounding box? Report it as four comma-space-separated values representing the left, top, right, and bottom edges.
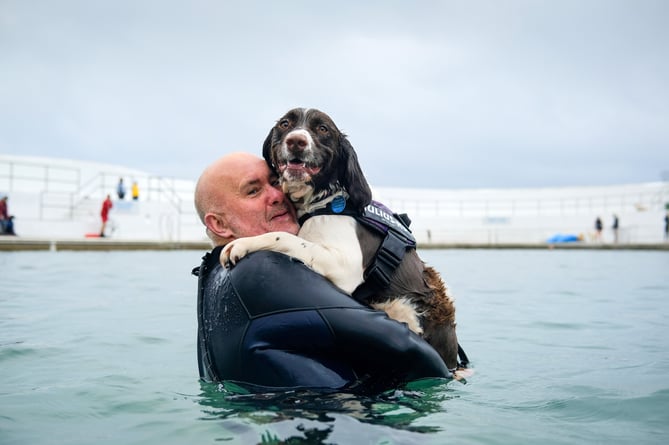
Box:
1, 249, 668, 444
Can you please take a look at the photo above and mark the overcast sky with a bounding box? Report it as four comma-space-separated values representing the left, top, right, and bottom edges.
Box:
1, 0, 667, 189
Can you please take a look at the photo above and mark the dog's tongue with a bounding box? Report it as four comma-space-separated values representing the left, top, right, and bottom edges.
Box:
286, 161, 320, 175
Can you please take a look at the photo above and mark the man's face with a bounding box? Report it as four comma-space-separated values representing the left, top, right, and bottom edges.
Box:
220, 160, 299, 239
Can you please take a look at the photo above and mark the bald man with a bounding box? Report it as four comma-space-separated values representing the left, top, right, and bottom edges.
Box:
193, 153, 451, 392
194, 152, 299, 246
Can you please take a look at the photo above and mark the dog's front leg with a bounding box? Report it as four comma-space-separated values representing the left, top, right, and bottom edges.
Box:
222, 232, 310, 266
221, 232, 363, 294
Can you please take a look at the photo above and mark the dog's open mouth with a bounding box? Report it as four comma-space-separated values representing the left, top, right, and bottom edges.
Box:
279, 158, 322, 177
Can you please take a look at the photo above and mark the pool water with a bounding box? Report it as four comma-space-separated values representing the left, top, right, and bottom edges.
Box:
1, 249, 668, 444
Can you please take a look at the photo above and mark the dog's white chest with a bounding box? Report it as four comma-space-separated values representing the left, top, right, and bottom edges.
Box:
299, 215, 365, 293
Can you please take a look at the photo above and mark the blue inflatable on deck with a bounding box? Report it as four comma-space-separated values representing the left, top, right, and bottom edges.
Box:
546, 233, 581, 243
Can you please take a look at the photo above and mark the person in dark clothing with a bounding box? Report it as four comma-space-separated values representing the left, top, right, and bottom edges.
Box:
193, 153, 452, 392
2, 216, 16, 235
612, 214, 619, 243
116, 178, 126, 200
594, 217, 603, 242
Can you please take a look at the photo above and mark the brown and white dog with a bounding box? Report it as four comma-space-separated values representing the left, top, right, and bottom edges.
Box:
222, 108, 467, 373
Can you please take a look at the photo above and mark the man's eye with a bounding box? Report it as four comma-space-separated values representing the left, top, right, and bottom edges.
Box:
247, 188, 259, 196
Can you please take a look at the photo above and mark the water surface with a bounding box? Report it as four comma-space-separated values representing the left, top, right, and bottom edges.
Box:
1, 249, 667, 444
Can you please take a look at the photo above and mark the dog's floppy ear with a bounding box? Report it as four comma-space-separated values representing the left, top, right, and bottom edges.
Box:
339, 136, 372, 212
262, 128, 276, 171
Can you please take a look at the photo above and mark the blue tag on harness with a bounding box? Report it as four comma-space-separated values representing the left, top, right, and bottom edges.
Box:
331, 195, 347, 213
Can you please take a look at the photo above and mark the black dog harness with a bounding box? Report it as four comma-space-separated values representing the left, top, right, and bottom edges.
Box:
299, 199, 416, 301
300, 198, 470, 371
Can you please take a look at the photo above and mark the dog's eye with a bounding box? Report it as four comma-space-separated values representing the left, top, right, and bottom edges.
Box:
317, 125, 328, 134
279, 119, 290, 129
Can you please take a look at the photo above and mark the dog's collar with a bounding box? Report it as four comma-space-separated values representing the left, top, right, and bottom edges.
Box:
298, 191, 352, 225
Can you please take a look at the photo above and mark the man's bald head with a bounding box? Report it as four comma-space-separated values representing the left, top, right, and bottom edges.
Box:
194, 152, 265, 223
194, 152, 298, 245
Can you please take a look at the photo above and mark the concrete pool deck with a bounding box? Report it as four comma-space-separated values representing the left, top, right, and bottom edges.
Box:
1, 236, 667, 252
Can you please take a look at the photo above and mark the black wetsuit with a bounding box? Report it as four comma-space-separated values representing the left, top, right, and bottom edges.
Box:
195, 249, 451, 393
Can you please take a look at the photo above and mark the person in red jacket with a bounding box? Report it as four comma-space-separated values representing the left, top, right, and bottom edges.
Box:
100, 195, 113, 237
0, 195, 8, 232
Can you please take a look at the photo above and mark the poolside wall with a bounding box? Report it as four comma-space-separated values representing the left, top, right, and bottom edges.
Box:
2, 154, 668, 245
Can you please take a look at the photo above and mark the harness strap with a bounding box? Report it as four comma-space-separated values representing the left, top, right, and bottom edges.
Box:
299, 199, 416, 303
363, 229, 409, 290
457, 343, 470, 369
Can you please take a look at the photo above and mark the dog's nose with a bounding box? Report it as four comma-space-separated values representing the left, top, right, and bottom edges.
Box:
285, 132, 309, 152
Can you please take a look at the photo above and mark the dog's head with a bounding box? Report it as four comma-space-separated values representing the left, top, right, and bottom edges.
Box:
263, 108, 372, 212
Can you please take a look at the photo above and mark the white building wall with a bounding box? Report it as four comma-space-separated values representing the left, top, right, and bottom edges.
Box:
2, 154, 667, 244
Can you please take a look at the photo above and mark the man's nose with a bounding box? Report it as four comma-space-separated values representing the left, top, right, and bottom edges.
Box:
267, 184, 284, 203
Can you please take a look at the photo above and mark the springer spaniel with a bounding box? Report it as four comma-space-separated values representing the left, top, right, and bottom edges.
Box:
222, 108, 468, 374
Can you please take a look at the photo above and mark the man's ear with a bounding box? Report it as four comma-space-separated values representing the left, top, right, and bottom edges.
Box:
204, 213, 233, 240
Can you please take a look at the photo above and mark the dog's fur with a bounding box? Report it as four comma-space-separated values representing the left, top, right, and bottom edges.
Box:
223, 108, 462, 371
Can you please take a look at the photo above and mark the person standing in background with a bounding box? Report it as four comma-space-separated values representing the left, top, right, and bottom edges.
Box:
100, 194, 113, 237
665, 213, 668, 241
612, 214, 619, 244
594, 217, 603, 242
131, 181, 139, 201
116, 178, 126, 200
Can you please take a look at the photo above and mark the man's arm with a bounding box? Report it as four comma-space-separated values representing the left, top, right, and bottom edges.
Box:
197, 250, 450, 392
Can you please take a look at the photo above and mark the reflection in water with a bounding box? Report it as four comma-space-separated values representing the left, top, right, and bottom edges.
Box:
197, 378, 457, 443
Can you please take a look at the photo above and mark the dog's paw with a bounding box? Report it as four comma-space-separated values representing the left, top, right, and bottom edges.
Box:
220, 239, 250, 267
453, 367, 474, 382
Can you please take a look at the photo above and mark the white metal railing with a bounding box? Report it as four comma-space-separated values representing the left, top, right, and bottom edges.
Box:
381, 187, 669, 218
0, 158, 198, 239
0, 159, 81, 193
